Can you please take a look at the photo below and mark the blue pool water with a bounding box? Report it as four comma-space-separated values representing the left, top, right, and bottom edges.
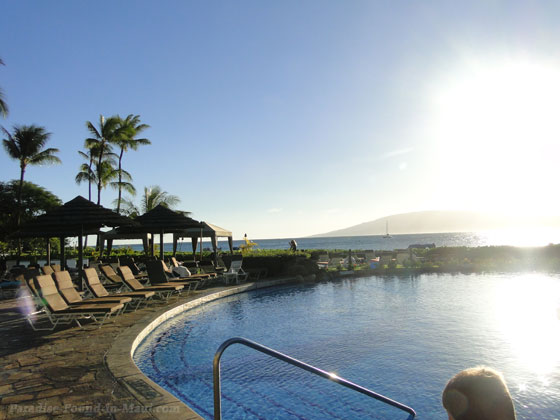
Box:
134, 273, 560, 419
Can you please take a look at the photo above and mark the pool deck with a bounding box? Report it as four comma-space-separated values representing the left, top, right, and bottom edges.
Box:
0, 277, 298, 420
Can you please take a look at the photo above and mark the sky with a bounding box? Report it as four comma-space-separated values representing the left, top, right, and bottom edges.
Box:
2, 1, 560, 239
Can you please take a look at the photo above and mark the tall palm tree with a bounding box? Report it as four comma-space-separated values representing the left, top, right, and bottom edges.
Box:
75, 149, 96, 201
109, 167, 135, 203
85, 115, 119, 205
0, 58, 8, 117
1, 124, 61, 227
74, 150, 117, 249
112, 114, 150, 213
97, 158, 119, 192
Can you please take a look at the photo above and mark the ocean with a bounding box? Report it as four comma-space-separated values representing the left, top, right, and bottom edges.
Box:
19, 230, 558, 269
121, 229, 560, 253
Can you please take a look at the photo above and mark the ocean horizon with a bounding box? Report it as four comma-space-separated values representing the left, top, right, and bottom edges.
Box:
116, 229, 560, 253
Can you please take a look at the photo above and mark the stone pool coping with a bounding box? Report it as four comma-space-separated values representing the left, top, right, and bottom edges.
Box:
105, 277, 298, 420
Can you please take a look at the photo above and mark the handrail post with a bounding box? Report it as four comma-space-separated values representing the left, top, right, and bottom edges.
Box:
213, 337, 416, 419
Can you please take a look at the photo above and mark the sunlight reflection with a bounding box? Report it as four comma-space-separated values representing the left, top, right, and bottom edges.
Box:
328, 372, 340, 380
480, 228, 560, 247
18, 289, 38, 319
493, 275, 560, 375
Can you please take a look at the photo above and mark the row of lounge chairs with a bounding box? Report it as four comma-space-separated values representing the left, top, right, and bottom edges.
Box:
26, 273, 127, 331
22, 255, 254, 330
24, 264, 198, 331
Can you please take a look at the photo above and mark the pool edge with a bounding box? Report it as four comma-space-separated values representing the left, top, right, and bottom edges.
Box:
105, 277, 298, 420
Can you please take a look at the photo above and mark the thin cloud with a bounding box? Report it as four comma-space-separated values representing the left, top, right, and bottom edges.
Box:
267, 208, 283, 213
380, 147, 414, 160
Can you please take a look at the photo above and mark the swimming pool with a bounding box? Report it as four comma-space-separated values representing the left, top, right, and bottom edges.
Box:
133, 273, 560, 419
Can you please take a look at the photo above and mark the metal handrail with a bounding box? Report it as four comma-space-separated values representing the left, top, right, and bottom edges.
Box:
213, 337, 416, 419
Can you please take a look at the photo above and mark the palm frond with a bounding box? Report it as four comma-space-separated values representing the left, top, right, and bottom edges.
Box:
28, 148, 62, 165
2, 138, 19, 159
0, 88, 8, 118
2, 125, 59, 167
118, 168, 133, 181
85, 121, 101, 139
110, 181, 136, 195
0, 59, 7, 117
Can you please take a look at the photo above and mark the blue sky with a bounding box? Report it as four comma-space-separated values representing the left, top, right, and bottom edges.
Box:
2, 1, 560, 239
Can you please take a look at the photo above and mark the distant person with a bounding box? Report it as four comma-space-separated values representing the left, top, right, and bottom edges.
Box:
442, 367, 516, 420
289, 240, 297, 252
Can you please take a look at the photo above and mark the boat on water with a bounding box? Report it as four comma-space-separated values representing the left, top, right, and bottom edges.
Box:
382, 220, 392, 239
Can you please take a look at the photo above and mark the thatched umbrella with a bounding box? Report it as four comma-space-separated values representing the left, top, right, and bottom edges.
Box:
134, 205, 203, 260
13, 195, 135, 271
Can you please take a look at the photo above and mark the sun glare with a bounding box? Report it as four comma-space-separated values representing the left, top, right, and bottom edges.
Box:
480, 227, 560, 247
493, 275, 560, 376
430, 56, 560, 216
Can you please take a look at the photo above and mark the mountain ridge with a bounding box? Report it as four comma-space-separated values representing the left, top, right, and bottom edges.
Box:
312, 211, 560, 237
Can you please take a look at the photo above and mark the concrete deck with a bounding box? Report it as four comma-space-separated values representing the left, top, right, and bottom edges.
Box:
0, 278, 296, 420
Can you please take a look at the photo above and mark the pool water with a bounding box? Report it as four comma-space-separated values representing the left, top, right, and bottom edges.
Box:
134, 273, 560, 419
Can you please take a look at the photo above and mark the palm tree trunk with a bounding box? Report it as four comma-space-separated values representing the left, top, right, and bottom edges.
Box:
84, 152, 92, 249
116, 148, 124, 213
17, 165, 25, 226
88, 156, 93, 202
16, 164, 25, 261
95, 142, 105, 252
96, 144, 104, 205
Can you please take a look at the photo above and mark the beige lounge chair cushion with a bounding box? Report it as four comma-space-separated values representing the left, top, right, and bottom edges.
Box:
84, 268, 155, 299
54, 271, 131, 305
118, 266, 183, 292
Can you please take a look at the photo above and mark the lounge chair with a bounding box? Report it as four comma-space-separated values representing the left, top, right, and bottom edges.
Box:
117, 266, 184, 300
119, 256, 148, 279
1, 268, 39, 299
82, 268, 154, 310
99, 264, 126, 287
167, 260, 212, 278
145, 260, 199, 293
26, 275, 124, 330
164, 260, 215, 288
50, 264, 62, 272
0, 279, 21, 299
223, 260, 249, 285
0, 271, 24, 299
42, 265, 54, 275
169, 257, 216, 280
53, 270, 132, 308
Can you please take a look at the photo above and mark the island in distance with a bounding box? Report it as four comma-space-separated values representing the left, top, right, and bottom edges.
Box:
312, 210, 560, 237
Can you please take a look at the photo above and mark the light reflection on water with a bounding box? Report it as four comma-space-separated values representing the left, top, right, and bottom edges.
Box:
491, 274, 560, 382
134, 273, 560, 419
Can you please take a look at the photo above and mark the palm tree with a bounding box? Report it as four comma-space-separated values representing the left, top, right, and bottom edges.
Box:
119, 185, 182, 218
75, 149, 96, 201
85, 115, 119, 205
141, 185, 180, 213
2, 125, 61, 225
0, 58, 8, 117
115, 196, 140, 218
109, 167, 135, 204
97, 158, 119, 192
112, 114, 150, 213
